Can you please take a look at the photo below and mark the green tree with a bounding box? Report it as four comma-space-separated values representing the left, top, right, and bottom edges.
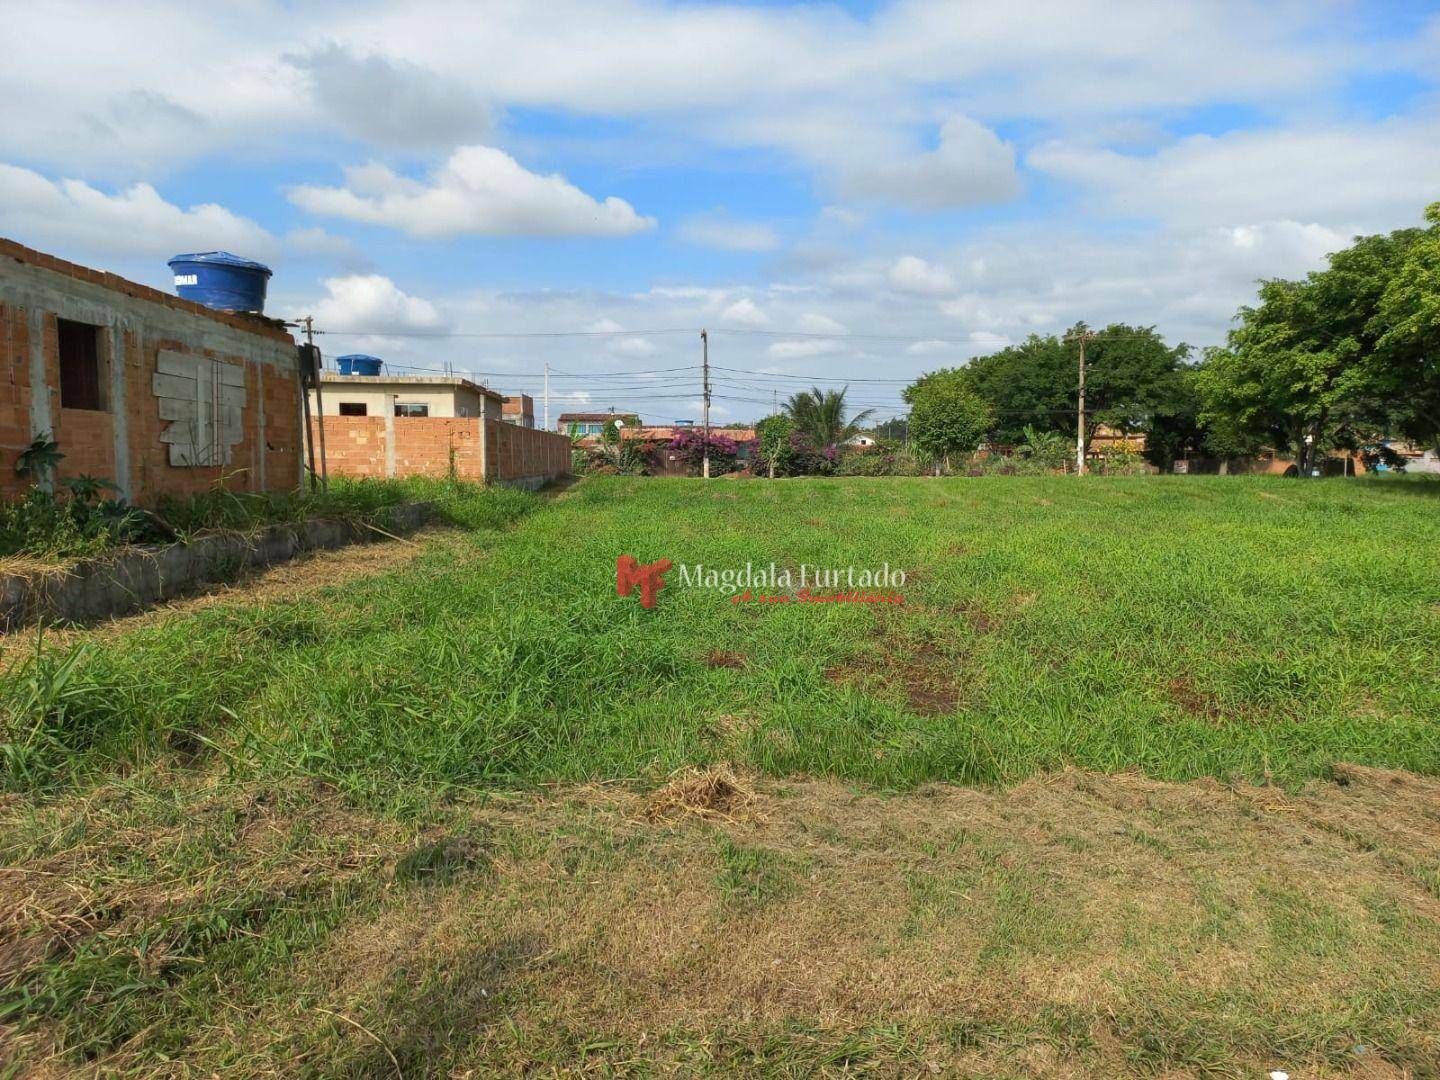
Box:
755, 413, 796, 478
1014, 425, 1070, 470
963, 324, 1193, 451
783, 386, 873, 450
1141, 367, 1206, 471
1196, 209, 1439, 471
902, 368, 991, 473
1376, 202, 1440, 452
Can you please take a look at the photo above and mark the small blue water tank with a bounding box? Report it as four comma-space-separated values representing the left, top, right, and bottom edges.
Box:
336, 354, 384, 376
168, 252, 272, 313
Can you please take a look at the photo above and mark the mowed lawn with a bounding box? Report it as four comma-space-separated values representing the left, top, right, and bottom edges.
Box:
3, 474, 1440, 1076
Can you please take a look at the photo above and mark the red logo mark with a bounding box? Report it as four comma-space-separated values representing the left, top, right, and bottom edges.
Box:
616, 555, 671, 608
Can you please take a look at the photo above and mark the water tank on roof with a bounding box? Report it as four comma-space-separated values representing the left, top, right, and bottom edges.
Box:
336, 354, 384, 376
167, 252, 272, 314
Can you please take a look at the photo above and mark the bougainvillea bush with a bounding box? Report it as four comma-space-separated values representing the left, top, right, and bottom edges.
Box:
668, 430, 739, 475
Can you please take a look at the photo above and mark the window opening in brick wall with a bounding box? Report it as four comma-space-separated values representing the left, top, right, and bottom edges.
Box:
58, 318, 106, 411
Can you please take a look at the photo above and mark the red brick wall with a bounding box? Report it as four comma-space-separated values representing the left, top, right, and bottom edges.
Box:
314, 416, 388, 478
394, 417, 485, 479
1, 301, 33, 496
2, 240, 303, 505
483, 419, 571, 482
312, 415, 570, 484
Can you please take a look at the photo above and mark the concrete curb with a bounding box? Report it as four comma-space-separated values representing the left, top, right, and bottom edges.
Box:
0, 501, 431, 631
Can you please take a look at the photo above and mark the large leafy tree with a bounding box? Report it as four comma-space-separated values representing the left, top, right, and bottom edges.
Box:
1376, 202, 1440, 452
963, 323, 1192, 450
1196, 207, 1439, 470
902, 368, 991, 471
783, 386, 873, 450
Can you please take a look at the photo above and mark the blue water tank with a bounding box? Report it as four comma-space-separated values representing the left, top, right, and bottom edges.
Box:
336, 354, 384, 376
168, 252, 272, 313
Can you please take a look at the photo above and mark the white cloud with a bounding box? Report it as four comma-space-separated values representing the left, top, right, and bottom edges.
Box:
312, 274, 444, 333
906, 339, 952, 356
1028, 118, 1440, 231
284, 226, 369, 268
720, 298, 770, 326
888, 255, 956, 296
589, 317, 659, 357
0, 162, 275, 261
0, 0, 1382, 189
285, 44, 491, 150
676, 209, 779, 252
289, 146, 655, 238
797, 312, 847, 334
767, 338, 839, 360
841, 115, 1020, 210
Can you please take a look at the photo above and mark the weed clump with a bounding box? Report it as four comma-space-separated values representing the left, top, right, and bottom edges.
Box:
643, 764, 755, 821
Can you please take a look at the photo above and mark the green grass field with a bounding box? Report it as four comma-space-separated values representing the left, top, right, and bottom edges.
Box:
3, 474, 1440, 1076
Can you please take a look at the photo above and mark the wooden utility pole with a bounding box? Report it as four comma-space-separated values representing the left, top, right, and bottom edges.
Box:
1070, 329, 1095, 476
701, 329, 711, 479
304, 315, 329, 492
543, 361, 550, 431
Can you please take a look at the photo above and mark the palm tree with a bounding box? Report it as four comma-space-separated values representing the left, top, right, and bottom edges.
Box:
784, 386, 874, 449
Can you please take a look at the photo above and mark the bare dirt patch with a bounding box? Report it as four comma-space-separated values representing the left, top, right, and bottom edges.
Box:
1167, 674, 1225, 720
704, 649, 747, 669
827, 606, 982, 715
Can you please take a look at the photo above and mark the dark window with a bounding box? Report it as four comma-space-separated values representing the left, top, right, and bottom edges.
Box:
338, 402, 368, 416
395, 403, 429, 417
57, 318, 105, 411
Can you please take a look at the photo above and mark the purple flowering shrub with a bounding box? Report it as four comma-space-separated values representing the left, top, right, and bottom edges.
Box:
668, 430, 740, 474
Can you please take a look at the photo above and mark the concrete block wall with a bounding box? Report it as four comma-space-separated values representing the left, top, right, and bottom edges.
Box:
313, 415, 570, 486
1, 238, 303, 503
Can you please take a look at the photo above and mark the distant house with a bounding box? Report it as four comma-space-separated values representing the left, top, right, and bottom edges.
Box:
316, 374, 570, 489
846, 434, 878, 448
309, 373, 503, 420
623, 424, 758, 471
502, 394, 534, 428
557, 411, 640, 436
1089, 425, 1146, 455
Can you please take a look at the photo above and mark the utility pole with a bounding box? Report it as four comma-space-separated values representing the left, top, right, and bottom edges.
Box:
1070, 328, 1095, 476
304, 315, 329, 492
288, 316, 327, 493
766, 386, 778, 478
701, 329, 711, 479
543, 361, 550, 431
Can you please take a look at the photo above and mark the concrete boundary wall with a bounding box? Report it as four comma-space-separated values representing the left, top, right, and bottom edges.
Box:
0, 503, 430, 630
315, 415, 570, 488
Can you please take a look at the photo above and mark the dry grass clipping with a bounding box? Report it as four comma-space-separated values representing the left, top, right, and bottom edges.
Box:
642, 764, 755, 821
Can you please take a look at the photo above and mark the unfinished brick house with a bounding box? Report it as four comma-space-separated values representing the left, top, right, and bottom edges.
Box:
0, 239, 303, 503
310, 370, 570, 489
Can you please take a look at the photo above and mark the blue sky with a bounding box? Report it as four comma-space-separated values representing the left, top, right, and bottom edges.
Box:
2, 0, 1438, 423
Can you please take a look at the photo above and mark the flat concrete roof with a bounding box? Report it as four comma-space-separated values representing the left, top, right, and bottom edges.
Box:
318, 372, 504, 401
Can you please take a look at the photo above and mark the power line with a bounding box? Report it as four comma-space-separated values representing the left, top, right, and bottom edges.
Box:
317, 327, 697, 340
706, 327, 1187, 345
